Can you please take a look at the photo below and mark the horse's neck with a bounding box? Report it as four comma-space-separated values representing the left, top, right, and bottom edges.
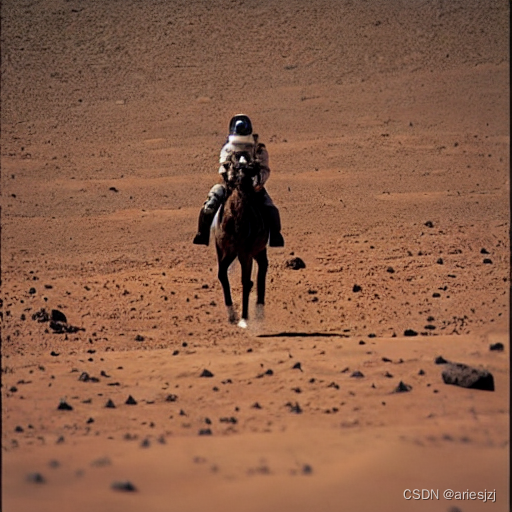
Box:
226, 186, 256, 225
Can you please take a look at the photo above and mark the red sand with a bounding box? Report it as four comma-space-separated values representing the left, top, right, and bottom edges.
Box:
1, 1, 509, 511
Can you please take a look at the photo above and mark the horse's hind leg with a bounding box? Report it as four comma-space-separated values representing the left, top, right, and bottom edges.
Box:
217, 247, 237, 323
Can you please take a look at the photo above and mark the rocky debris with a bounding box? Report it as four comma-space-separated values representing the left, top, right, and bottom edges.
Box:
286, 402, 303, 414
256, 368, 274, 378
200, 369, 214, 378
26, 472, 46, 484
350, 370, 364, 378
302, 464, 313, 475
219, 416, 237, 424
166, 394, 178, 402
51, 309, 67, 323
111, 481, 137, 492
125, 395, 137, 405
198, 428, 212, 436
135, 334, 145, 342
441, 363, 495, 391
105, 399, 116, 408
435, 355, 449, 364
404, 329, 418, 337
251, 402, 262, 409
352, 284, 362, 293
32, 308, 50, 322
285, 257, 306, 270
424, 221, 434, 228
57, 400, 73, 411
489, 342, 504, 352
483, 258, 493, 264
393, 381, 412, 393
79, 372, 99, 383
292, 362, 303, 371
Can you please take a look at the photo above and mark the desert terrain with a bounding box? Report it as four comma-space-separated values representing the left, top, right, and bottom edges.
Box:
1, 0, 510, 511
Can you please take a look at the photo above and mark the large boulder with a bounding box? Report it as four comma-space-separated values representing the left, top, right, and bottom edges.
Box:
441, 362, 494, 391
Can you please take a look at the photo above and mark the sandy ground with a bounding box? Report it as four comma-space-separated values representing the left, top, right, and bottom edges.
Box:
1, 0, 510, 511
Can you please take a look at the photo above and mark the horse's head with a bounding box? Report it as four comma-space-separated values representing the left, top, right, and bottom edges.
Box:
226, 152, 259, 193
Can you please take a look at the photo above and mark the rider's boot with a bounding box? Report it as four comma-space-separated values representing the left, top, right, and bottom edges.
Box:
193, 208, 215, 245
267, 205, 285, 247
193, 184, 226, 246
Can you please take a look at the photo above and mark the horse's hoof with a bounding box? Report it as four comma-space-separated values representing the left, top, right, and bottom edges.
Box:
227, 306, 237, 324
238, 319, 248, 329
255, 304, 265, 320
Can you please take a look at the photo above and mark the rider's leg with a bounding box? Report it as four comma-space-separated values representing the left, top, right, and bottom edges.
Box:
193, 184, 226, 246
260, 190, 284, 247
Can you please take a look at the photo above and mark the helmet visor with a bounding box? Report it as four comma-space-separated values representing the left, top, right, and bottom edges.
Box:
229, 115, 252, 136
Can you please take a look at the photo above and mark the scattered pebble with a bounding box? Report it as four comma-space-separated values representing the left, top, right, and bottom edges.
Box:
394, 381, 412, 393
111, 481, 137, 492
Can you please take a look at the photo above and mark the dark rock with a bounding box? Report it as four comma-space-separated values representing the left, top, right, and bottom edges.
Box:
200, 369, 214, 378
32, 308, 50, 322
483, 258, 493, 264
489, 342, 504, 352
352, 284, 362, 293
166, 394, 178, 402
418, 369, 426, 375
29, 287, 37, 295
382, 357, 392, 363
441, 363, 494, 391
386, 267, 395, 273
436, 258, 444, 264
480, 248, 490, 254
251, 402, 262, 409
285, 257, 306, 270
350, 371, 364, 378
404, 329, 418, 337
292, 362, 302, 371
219, 416, 237, 424
26, 472, 46, 484
15, 425, 24, 432
111, 481, 137, 492
51, 309, 67, 323
394, 381, 412, 393
286, 402, 303, 414
135, 334, 145, 342
109, 187, 119, 193
50, 351, 60, 357
358, 340, 366, 345
302, 464, 313, 475
256, 368, 274, 378
327, 382, 340, 389
198, 428, 212, 436
57, 400, 73, 411
105, 399, 116, 408
86, 417, 94, 424
432, 292, 441, 298
435, 355, 449, 365
425, 221, 434, 228
125, 395, 137, 405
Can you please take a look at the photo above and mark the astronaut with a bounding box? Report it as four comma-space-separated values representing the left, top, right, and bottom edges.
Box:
193, 114, 284, 247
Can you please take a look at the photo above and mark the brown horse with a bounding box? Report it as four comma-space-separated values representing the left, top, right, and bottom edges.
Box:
212, 154, 269, 328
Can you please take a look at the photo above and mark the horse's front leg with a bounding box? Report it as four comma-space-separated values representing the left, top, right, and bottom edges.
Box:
239, 254, 253, 326
217, 247, 237, 323
255, 249, 268, 306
